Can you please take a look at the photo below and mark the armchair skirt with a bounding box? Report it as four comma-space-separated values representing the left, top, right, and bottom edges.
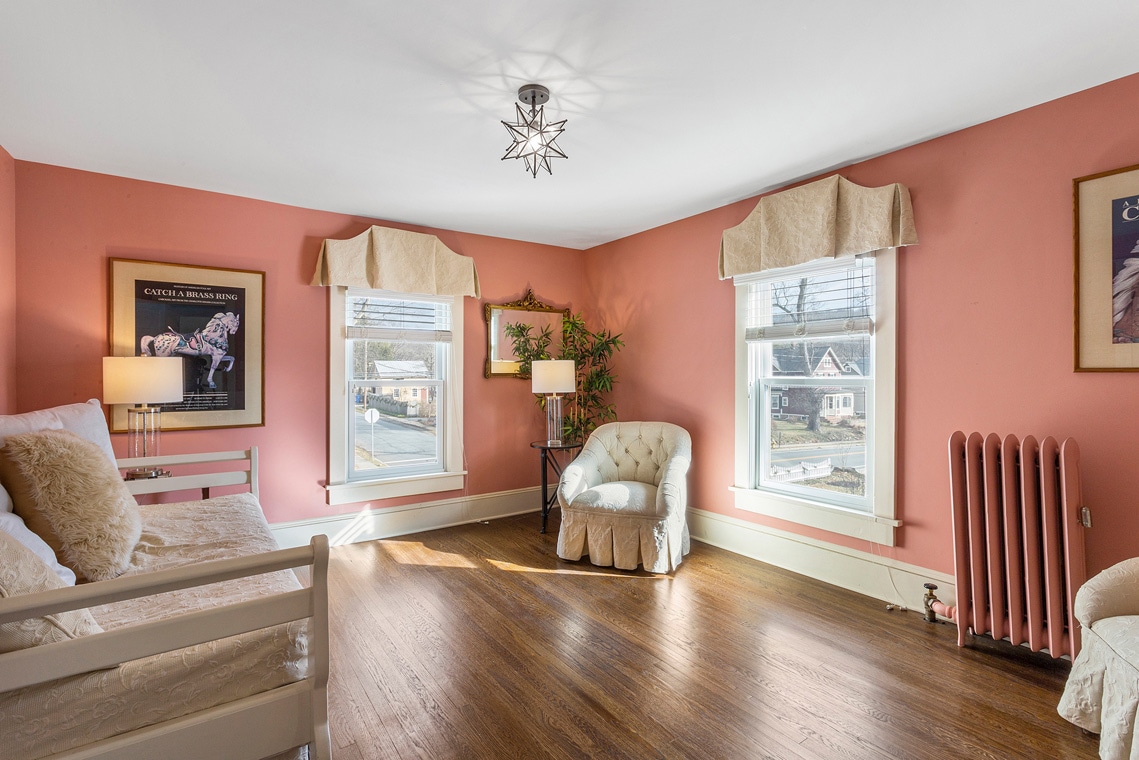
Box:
555, 421, 691, 573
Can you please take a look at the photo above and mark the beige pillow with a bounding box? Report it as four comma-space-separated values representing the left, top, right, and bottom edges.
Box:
0, 430, 141, 582
0, 529, 103, 653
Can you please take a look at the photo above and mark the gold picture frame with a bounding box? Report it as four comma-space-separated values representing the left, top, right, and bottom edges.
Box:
483, 289, 569, 378
108, 258, 265, 430
1075, 162, 1139, 370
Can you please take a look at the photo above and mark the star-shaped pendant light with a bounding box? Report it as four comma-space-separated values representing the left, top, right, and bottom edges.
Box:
501, 84, 567, 178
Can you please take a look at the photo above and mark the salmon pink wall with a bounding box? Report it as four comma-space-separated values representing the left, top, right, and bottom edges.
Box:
11, 72, 1139, 574
12, 163, 581, 523
0, 145, 14, 414
585, 73, 1139, 578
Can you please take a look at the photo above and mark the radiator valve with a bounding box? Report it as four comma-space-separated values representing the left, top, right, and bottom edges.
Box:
922, 583, 939, 623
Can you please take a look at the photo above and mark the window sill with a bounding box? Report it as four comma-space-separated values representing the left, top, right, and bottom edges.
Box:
327, 471, 467, 506
730, 486, 899, 546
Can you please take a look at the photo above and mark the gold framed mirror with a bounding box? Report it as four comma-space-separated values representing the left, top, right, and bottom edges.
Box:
484, 290, 569, 378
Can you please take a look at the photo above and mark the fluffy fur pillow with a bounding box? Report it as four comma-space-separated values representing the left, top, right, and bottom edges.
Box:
0, 430, 141, 582
0, 399, 118, 514
0, 529, 103, 653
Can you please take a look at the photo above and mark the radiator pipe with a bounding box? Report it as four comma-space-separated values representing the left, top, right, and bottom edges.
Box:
923, 583, 957, 623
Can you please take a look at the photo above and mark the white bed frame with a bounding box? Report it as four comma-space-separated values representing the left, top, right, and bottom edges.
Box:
0, 448, 332, 760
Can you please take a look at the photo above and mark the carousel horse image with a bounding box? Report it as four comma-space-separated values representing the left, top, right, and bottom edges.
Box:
141, 312, 240, 388
1113, 253, 1139, 343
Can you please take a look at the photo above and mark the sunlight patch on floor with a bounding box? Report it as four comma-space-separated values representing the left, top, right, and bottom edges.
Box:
380, 540, 479, 568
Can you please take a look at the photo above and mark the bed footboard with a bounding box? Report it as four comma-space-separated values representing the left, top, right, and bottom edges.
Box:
0, 535, 331, 760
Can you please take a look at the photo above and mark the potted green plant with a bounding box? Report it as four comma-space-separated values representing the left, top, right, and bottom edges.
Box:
504, 313, 624, 443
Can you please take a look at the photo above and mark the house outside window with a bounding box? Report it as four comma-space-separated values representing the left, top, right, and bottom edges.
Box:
732, 252, 897, 545
327, 288, 465, 505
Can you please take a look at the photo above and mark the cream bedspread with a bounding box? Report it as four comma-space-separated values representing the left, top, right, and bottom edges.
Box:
0, 493, 309, 760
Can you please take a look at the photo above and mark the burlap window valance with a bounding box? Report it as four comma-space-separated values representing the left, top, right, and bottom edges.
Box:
311, 225, 481, 298
718, 175, 917, 278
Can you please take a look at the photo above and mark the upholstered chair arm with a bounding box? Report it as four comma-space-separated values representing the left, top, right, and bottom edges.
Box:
1074, 557, 1139, 626
557, 448, 605, 509
654, 451, 690, 516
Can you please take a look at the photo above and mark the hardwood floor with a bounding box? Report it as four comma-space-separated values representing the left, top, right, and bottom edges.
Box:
324, 512, 1097, 759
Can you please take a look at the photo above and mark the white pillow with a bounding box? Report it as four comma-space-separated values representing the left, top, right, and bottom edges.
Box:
0, 529, 102, 653
0, 400, 117, 514
0, 512, 76, 585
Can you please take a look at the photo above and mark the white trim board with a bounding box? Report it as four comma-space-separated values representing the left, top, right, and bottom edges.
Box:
270, 492, 956, 617
687, 508, 955, 613
270, 486, 542, 549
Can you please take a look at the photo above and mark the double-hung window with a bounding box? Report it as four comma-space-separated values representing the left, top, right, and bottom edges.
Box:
327, 287, 465, 505
733, 251, 898, 545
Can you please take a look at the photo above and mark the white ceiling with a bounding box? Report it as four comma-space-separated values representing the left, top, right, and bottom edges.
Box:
2, 2, 1138, 250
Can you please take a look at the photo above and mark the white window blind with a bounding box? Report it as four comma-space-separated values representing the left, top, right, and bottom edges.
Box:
745, 256, 875, 343
346, 292, 452, 343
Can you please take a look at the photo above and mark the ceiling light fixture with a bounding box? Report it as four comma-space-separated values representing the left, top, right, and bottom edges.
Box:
501, 84, 567, 178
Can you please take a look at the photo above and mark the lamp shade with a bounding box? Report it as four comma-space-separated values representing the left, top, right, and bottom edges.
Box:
531, 360, 575, 394
102, 357, 184, 405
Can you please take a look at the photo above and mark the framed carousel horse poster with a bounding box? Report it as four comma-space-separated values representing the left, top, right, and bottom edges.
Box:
108, 258, 265, 431
1075, 162, 1139, 370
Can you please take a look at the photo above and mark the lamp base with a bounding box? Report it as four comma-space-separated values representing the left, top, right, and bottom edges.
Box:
126, 405, 164, 460
545, 394, 563, 445
124, 467, 172, 481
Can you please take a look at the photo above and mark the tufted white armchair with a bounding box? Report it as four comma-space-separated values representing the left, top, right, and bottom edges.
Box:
556, 421, 691, 573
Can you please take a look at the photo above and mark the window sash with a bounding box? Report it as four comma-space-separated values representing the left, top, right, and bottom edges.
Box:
754, 374, 873, 512
328, 286, 466, 505
346, 356, 446, 480
344, 296, 449, 481
732, 249, 897, 546
746, 257, 877, 512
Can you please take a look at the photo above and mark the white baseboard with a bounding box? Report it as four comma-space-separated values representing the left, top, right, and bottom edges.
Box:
270, 486, 542, 548
271, 494, 955, 615
687, 507, 956, 613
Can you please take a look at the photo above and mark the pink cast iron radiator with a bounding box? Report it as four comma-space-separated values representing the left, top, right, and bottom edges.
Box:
930, 432, 1089, 659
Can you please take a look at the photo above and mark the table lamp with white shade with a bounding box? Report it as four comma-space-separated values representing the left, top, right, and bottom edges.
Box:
531, 359, 575, 445
102, 356, 184, 478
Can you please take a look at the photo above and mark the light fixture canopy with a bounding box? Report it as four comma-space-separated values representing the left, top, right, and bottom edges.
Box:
502, 83, 567, 178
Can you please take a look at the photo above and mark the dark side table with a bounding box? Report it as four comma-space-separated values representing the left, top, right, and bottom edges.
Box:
530, 440, 582, 533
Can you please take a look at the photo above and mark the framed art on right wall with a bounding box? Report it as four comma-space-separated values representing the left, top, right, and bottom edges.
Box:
1075, 162, 1139, 370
